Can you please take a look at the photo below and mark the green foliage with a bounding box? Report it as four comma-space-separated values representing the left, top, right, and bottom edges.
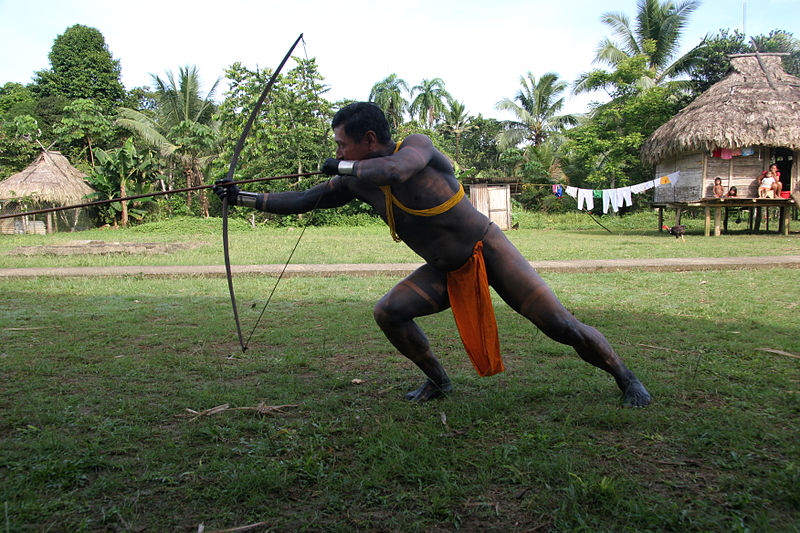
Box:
454, 115, 504, 175
170, 120, 218, 160
496, 72, 575, 149
436, 100, 474, 167
151, 66, 220, 126
369, 74, 409, 130
88, 138, 160, 225
122, 86, 159, 114
686, 28, 800, 99
751, 29, 800, 76
0, 82, 36, 118
688, 29, 749, 95
53, 99, 114, 167
32, 24, 124, 110
215, 58, 334, 196
563, 82, 683, 189
0, 117, 40, 178
587, 0, 701, 87
117, 65, 221, 217
410, 78, 452, 127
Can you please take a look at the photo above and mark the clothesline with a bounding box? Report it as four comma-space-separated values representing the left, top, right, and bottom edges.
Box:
470, 172, 681, 214
551, 172, 679, 213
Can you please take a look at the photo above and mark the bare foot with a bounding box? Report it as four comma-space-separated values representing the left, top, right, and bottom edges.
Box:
404, 378, 452, 402
622, 378, 651, 407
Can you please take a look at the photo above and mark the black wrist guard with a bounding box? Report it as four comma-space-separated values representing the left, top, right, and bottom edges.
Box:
237, 191, 263, 209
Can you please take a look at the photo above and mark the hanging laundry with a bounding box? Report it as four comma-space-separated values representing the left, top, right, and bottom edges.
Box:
712, 149, 722, 158
616, 186, 632, 207
741, 147, 755, 157
565, 186, 578, 198
577, 189, 594, 211
593, 189, 602, 199
659, 171, 680, 186
720, 149, 733, 160
553, 184, 563, 198
731, 148, 741, 157
602, 189, 619, 213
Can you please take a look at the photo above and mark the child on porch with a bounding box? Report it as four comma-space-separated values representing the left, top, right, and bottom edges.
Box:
759, 171, 777, 198
713, 177, 724, 197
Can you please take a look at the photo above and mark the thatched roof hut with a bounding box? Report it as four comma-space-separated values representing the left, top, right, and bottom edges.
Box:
642, 53, 800, 202
0, 151, 94, 233
0, 150, 93, 204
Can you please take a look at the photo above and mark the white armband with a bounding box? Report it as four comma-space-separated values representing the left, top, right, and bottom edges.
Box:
338, 160, 357, 175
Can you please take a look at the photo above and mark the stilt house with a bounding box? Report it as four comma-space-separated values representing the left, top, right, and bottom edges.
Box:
642, 53, 800, 201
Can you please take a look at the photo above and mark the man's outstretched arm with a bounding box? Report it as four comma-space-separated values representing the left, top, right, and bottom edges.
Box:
213, 176, 354, 214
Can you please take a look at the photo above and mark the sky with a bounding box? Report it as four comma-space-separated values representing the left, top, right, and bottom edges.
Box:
1, 0, 798, 120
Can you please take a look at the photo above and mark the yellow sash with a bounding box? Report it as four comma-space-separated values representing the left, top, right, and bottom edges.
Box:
380, 140, 465, 242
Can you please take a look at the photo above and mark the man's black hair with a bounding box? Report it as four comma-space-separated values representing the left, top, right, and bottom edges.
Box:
332, 102, 391, 144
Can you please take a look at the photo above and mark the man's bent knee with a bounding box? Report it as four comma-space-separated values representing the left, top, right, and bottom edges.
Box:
540, 312, 584, 346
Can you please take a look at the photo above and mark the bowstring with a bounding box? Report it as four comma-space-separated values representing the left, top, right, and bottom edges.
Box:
242, 35, 324, 351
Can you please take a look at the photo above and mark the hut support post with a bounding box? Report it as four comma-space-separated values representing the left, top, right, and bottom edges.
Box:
704, 208, 711, 236
780, 206, 789, 235
46, 213, 53, 234
658, 208, 664, 231
714, 207, 722, 236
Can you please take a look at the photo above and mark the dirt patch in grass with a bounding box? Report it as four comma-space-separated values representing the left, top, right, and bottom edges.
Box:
9, 240, 208, 256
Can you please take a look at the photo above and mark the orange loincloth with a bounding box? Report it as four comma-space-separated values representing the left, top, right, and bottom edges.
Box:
446, 241, 504, 376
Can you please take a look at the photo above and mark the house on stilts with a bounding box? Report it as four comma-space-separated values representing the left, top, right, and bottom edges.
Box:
642, 53, 799, 235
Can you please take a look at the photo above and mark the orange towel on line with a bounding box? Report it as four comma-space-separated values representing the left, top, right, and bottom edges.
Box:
446, 241, 504, 377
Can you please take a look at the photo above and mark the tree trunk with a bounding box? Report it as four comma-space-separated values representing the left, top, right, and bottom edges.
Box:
88, 138, 95, 169
120, 180, 128, 227
186, 168, 193, 211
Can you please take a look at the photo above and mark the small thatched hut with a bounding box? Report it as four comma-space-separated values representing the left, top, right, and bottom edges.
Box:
0, 150, 94, 233
642, 53, 800, 202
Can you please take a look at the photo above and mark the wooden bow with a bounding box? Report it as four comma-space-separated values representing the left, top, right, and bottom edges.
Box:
222, 33, 304, 353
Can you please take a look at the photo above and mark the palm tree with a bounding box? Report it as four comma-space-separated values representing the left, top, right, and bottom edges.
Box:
495, 72, 575, 150
369, 74, 409, 129
576, 0, 701, 92
440, 100, 474, 166
410, 78, 451, 127
116, 66, 221, 215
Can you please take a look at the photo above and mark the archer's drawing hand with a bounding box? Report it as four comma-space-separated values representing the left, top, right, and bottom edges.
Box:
321, 158, 341, 176
213, 177, 240, 204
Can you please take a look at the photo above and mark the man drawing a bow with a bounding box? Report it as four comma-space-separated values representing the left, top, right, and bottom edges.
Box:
215, 102, 651, 407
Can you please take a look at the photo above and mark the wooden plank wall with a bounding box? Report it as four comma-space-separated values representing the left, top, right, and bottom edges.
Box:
653, 148, 796, 201
705, 149, 767, 198
654, 153, 703, 202
468, 184, 511, 230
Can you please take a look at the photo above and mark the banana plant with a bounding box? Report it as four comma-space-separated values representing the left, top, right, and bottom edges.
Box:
89, 138, 157, 226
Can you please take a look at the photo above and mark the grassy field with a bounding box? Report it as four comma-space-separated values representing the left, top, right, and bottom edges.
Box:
1, 211, 799, 269
1, 215, 799, 531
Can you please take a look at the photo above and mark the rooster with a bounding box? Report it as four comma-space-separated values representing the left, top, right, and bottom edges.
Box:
663, 224, 686, 242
